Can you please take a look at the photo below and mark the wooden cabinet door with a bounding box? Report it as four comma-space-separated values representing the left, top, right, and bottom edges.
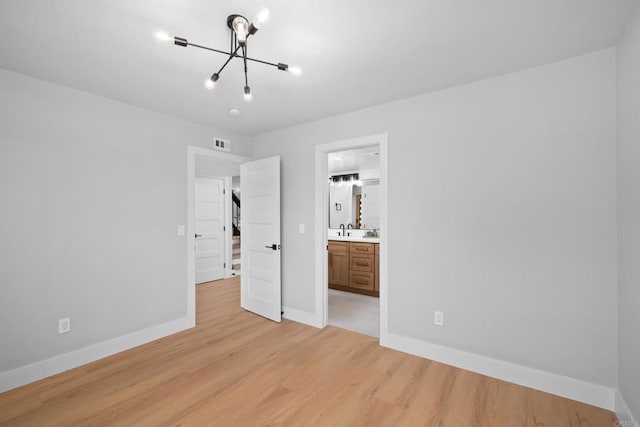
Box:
329, 250, 349, 287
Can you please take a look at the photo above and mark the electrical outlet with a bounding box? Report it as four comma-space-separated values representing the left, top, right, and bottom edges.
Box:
177, 225, 185, 236
58, 317, 71, 334
434, 311, 444, 327
299, 224, 305, 234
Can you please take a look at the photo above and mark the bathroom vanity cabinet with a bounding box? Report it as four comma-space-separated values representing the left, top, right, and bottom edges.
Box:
329, 240, 379, 297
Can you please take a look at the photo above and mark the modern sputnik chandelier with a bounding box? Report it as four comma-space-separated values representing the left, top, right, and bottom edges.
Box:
155, 8, 301, 102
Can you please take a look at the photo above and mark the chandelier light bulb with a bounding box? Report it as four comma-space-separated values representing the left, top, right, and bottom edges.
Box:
243, 86, 253, 102
154, 31, 172, 43
256, 8, 270, 24
204, 73, 219, 90
288, 66, 303, 76
233, 16, 249, 44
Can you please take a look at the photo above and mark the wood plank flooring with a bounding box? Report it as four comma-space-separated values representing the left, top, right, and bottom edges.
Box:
0, 276, 618, 426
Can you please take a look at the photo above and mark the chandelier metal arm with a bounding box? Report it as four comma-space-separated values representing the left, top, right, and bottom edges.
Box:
182, 41, 231, 57
215, 45, 242, 78
177, 38, 289, 72
232, 53, 284, 70
242, 45, 249, 87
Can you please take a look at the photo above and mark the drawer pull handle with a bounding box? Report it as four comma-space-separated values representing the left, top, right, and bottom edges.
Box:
355, 261, 369, 267
355, 280, 367, 286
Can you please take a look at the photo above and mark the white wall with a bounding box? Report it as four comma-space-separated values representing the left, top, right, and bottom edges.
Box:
0, 69, 248, 377
617, 3, 640, 422
250, 49, 618, 387
195, 155, 241, 177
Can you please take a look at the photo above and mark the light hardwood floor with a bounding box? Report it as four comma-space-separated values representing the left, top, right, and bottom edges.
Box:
0, 276, 618, 426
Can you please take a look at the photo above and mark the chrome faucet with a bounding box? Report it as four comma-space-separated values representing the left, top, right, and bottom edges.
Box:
346, 223, 353, 236
339, 224, 345, 236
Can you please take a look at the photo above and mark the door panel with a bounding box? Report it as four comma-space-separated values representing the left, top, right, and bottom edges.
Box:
195, 177, 225, 284
240, 156, 281, 322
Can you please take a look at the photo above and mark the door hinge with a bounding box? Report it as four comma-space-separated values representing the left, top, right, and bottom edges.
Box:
223, 226, 226, 231
326, 244, 329, 251
223, 188, 226, 194
224, 262, 226, 268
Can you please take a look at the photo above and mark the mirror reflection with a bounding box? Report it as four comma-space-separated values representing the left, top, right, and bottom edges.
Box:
328, 147, 380, 230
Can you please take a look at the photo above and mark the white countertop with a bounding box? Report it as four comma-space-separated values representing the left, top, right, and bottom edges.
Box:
328, 235, 380, 244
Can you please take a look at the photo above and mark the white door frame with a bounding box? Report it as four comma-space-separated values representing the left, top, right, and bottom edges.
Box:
187, 145, 248, 326
314, 133, 389, 340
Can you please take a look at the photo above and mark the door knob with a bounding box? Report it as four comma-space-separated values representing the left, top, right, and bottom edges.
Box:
195, 234, 202, 238
265, 244, 281, 250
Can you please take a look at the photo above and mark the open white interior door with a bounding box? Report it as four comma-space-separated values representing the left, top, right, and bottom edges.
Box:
240, 156, 281, 322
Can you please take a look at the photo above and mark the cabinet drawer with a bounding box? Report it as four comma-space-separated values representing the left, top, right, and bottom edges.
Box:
350, 253, 374, 272
328, 241, 349, 252
350, 242, 374, 254
350, 271, 375, 291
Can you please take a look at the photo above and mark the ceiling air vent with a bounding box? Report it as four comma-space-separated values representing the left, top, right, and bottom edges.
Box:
213, 137, 231, 152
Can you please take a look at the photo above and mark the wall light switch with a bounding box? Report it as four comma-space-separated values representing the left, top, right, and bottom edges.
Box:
299, 224, 305, 234
177, 225, 185, 236
58, 317, 71, 334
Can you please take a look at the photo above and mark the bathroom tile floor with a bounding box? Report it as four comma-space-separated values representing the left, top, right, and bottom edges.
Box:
328, 288, 380, 338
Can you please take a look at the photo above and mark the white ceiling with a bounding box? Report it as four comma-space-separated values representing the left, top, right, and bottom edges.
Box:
0, 0, 637, 136
328, 147, 379, 175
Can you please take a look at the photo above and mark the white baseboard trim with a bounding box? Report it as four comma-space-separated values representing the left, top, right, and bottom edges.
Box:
381, 332, 615, 410
616, 391, 640, 427
282, 306, 322, 328
0, 316, 194, 393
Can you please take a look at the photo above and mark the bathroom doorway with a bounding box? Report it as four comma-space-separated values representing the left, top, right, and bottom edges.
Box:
314, 133, 389, 341
326, 146, 381, 337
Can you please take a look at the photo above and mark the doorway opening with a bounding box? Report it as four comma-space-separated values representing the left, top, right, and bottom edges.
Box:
326, 146, 381, 337
187, 146, 248, 326
315, 133, 389, 341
